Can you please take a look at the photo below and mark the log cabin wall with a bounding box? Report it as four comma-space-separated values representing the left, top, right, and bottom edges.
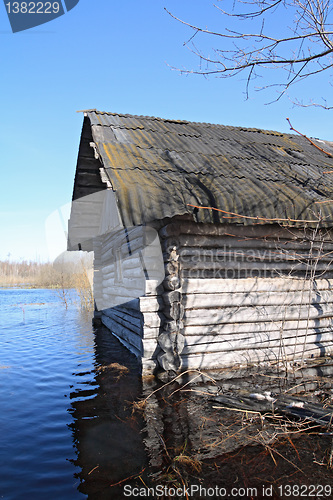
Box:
93, 226, 164, 375
158, 219, 333, 373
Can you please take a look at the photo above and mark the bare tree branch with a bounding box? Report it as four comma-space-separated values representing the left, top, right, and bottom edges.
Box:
165, 0, 333, 105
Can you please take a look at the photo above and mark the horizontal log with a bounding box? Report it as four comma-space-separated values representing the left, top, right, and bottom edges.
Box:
142, 312, 164, 328
183, 290, 333, 309
113, 296, 163, 313
145, 280, 164, 296
176, 234, 333, 252
160, 221, 333, 241
142, 327, 160, 339
179, 259, 330, 271
104, 305, 160, 338
183, 303, 333, 325
183, 317, 333, 336
179, 247, 333, 263
181, 331, 333, 354
180, 278, 333, 294
103, 308, 142, 335
183, 328, 333, 346
181, 269, 333, 279
113, 304, 142, 319
179, 343, 333, 370
99, 294, 141, 310
123, 268, 163, 280
101, 316, 157, 358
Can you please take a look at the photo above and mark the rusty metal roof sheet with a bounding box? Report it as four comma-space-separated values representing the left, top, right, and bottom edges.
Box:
75, 109, 333, 227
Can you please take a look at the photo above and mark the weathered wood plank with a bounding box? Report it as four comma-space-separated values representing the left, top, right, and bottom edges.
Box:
142, 312, 164, 328
183, 329, 333, 346
160, 221, 333, 241
180, 343, 333, 370
101, 315, 142, 355
182, 331, 333, 354
176, 234, 333, 251
183, 290, 333, 309
145, 280, 164, 296
183, 303, 333, 325
183, 317, 333, 335
103, 308, 142, 335
180, 260, 330, 272
180, 278, 333, 294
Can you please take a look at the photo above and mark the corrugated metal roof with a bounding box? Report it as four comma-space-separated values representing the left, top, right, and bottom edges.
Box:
75, 109, 333, 227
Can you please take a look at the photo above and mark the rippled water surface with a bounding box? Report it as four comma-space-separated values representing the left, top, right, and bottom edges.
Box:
0, 288, 143, 500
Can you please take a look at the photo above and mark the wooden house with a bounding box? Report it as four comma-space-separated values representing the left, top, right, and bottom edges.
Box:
68, 109, 333, 376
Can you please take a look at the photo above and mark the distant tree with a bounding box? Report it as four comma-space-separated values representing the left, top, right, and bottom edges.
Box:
166, 0, 333, 107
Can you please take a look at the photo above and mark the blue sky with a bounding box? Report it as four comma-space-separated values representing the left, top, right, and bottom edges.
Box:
1, 0, 332, 261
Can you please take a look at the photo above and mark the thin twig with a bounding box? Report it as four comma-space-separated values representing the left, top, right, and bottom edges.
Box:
286, 118, 333, 158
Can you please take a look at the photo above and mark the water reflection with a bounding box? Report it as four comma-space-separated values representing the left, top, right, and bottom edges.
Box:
68, 326, 148, 499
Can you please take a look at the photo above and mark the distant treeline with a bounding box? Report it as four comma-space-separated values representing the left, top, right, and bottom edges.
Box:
0, 259, 89, 289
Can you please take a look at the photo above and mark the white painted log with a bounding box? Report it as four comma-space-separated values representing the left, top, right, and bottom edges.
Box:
183, 303, 333, 325
183, 290, 333, 309
145, 280, 164, 296
103, 277, 144, 290
122, 267, 146, 279
142, 312, 164, 328
109, 296, 163, 313
179, 343, 333, 370
183, 328, 333, 346
141, 326, 160, 339
101, 263, 115, 275
123, 267, 162, 280
181, 331, 333, 354
180, 278, 333, 294
142, 338, 159, 352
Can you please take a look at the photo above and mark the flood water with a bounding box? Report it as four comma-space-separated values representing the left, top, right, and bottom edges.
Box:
0, 288, 145, 500
1, 288, 333, 500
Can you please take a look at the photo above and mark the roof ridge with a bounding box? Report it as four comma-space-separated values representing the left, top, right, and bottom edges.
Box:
80, 108, 299, 138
